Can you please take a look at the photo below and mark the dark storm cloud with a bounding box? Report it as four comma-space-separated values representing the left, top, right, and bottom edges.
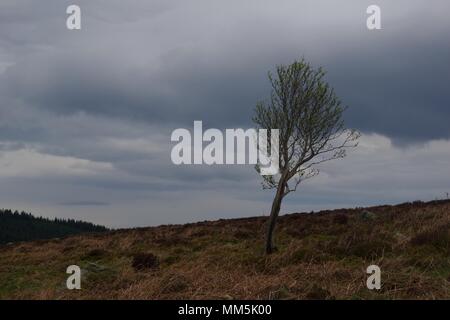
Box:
326, 37, 450, 143
1, 45, 267, 128
1, 0, 449, 141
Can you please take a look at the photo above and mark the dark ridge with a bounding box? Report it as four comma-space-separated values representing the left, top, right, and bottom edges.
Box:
0, 209, 109, 245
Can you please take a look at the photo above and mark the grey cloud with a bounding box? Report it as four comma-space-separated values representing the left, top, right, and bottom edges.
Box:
58, 201, 110, 206
2, 0, 450, 140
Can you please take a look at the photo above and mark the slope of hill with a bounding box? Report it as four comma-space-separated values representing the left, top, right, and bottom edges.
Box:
0, 209, 108, 245
0, 200, 449, 299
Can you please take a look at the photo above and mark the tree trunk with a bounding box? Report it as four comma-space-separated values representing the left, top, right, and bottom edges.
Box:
265, 179, 286, 254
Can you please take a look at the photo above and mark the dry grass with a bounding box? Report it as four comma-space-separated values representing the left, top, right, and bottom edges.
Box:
1, 200, 449, 300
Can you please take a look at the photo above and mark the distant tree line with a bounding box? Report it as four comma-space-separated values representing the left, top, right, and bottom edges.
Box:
0, 209, 108, 244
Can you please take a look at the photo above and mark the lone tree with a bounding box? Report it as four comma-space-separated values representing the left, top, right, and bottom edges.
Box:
253, 59, 359, 254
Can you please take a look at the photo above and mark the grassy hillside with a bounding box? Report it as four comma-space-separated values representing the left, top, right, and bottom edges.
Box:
0, 200, 449, 299
0, 209, 108, 244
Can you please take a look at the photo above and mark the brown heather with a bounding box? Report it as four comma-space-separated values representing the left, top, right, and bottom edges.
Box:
0, 200, 449, 299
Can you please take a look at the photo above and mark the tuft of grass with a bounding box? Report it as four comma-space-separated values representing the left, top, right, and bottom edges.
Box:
410, 223, 450, 252
131, 253, 159, 271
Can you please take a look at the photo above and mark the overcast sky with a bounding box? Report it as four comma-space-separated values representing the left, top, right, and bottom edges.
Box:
0, 0, 449, 228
